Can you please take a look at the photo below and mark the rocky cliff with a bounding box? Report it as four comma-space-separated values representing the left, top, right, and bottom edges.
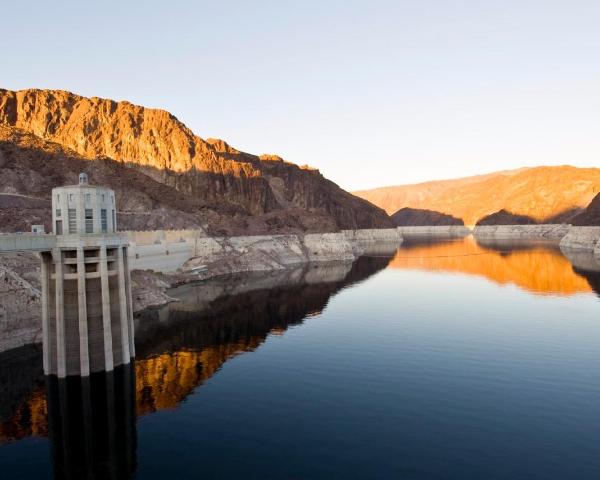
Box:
0, 253, 42, 352
0, 88, 391, 233
355, 166, 600, 226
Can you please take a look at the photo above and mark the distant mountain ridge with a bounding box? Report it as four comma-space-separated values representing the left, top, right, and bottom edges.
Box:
0, 88, 391, 233
354, 166, 600, 226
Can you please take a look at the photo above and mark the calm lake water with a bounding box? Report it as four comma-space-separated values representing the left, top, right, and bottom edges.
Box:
1, 237, 600, 479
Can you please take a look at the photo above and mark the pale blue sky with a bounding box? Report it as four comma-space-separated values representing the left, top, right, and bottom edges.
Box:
3, 0, 600, 190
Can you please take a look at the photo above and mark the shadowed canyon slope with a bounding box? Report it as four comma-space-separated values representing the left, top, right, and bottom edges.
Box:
355, 167, 600, 226
391, 207, 464, 226
0, 88, 391, 233
571, 193, 600, 226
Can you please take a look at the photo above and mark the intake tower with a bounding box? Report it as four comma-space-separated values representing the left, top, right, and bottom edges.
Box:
41, 173, 135, 377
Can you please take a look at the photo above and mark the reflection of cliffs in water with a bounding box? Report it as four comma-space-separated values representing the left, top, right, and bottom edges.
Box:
134, 257, 391, 414
391, 237, 594, 296
574, 269, 600, 297
0, 256, 391, 443
0, 345, 46, 443
46, 366, 137, 480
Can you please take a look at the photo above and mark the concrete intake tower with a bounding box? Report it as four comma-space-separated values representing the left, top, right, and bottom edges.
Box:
42, 173, 135, 377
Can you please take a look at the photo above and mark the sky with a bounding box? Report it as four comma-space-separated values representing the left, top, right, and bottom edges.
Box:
3, 0, 600, 191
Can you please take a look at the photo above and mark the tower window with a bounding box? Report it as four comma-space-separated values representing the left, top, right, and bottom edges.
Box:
56, 209, 61, 218
68, 209, 77, 234
85, 209, 94, 233
86, 193, 91, 202
101, 209, 107, 233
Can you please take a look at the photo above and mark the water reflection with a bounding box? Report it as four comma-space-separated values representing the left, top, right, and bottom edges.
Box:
391, 236, 597, 296
2, 239, 599, 479
0, 256, 392, 450
134, 256, 391, 414
4, 242, 598, 451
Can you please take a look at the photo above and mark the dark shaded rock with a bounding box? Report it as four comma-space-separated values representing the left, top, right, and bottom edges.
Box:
476, 209, 537, 226
571, 194, 600, 226
390, 207, 464, 226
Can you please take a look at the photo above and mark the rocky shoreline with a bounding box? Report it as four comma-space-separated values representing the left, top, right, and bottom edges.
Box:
132, 228, 402, 311
4, 223, 600, 355
473, 224, 570, 242
559, 226, 600, 252
0, 229, 402, 353
470, 224, 600, 253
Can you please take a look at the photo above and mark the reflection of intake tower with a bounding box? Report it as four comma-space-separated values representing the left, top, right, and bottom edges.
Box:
47, 365, 137, 479
42, 173, 135, 377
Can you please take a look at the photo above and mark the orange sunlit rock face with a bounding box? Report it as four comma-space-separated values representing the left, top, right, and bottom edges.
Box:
0, 89, 392, 233
390, 238, 592, 296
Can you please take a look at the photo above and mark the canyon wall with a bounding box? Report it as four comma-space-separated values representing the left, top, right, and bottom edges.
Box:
0, 89, 392, 233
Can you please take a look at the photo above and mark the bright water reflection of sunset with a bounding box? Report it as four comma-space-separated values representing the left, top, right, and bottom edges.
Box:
390, 237, 593, 296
